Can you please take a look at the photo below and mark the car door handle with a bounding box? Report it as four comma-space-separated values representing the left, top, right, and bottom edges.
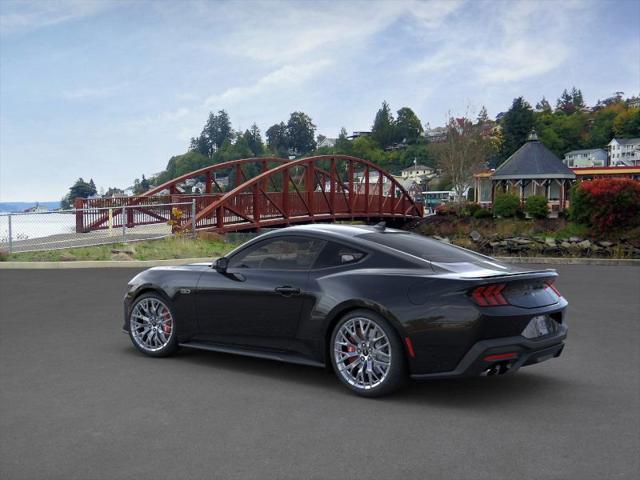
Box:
275, 286, 300, 296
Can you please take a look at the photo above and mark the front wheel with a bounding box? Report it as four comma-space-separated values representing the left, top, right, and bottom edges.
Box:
129, 293, 178, 357
330, 310, 407, 397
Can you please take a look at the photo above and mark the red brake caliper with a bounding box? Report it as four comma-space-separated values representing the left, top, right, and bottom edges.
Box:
346, 342, 357, 364
162, 312, 172, 334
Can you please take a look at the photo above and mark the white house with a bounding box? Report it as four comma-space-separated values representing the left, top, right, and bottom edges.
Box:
401, 164, 435, 181
563, 148, 608, 168
608, 138, 640, 166
317, 137, 337, 148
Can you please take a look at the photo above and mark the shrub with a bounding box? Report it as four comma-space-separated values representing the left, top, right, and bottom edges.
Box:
473, 208, 493, 219
570, 179, 640, 233
524, 195, 549, 219
461, 202, 481, 217
493, 193, 521, 218
435, 203, 457, 216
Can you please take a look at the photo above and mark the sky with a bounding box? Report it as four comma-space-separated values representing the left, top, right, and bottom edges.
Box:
1, 0, 639, 202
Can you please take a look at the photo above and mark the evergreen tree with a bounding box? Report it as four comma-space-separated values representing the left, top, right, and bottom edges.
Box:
243, 123, 264, 156
536, 97, 552, 113
571, 87, 585, 110
556, 89, 576, 114
286, 111, 316, 155
477, 106, 490, 124
200, 110, 233, 155
499, 97, 535, 163
335, 127, 352, 154
395, 107, 424, 144
371, 101, 395, 148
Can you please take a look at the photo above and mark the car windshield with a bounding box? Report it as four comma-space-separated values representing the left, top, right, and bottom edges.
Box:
359, 231, 511, 273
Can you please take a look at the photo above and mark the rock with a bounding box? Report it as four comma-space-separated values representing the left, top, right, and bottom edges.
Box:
489, 241, 502, 248
560, 241, 572, 249
569, 236, 582, 243
597, 241, 614, 248
577, 240, 591, 249
545, 237, 556, 247
111, 252, 133, 261
513, 238, 533, 245
59, 253, 76, 261
111, 248, 135, 255
469, 230, 482, 242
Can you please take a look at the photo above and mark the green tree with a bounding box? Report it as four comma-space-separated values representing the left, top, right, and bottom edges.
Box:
335, 127, 352, 154
556, 89, 575, 114
62, 178, 98, 208
395, 107, 423, 144
286, 111, 317, 155
351, 136, 385, 163
243, 123, 264, 156
371, 101, 395, 148
535, 96, 552, 113
266, 122, 289, 156
477, 106, 490, 124
200, 110, 233, 155
613, 109, 640, 137
571, 87, 585, 111
499, 97, 535, 163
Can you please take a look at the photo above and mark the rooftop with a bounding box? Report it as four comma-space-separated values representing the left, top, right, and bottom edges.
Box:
492, 130, 576, 180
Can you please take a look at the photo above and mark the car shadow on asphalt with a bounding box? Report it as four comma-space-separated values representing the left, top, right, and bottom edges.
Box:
120, 344, 568, 406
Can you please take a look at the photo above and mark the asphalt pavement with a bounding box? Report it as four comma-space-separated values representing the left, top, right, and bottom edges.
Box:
0, 265, 638, 479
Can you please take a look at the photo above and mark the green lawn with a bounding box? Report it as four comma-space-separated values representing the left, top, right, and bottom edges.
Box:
3, 236, 238, 262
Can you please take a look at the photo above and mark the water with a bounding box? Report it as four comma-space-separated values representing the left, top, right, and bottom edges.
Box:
0, 212, 76, 243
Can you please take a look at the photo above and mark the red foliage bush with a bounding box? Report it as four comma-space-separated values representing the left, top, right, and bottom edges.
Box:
570, 179, 640, 233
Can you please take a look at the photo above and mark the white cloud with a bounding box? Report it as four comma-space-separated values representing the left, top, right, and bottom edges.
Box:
0, 0, 116, 35
205, 59, 333, 105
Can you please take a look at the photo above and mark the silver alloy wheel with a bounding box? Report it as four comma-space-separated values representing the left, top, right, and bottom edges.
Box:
130, 297, 174, 352
334, 317, 391, 390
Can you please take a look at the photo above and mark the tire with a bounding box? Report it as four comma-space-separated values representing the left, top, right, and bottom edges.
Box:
128, 293, 179, 357
330, 309, 407, 397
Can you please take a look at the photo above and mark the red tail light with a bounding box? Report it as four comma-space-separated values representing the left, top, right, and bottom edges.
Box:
545, 279, 562, 298
471, 283, 508, 306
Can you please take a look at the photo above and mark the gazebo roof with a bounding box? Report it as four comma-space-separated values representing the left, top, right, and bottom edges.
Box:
493, 131, 576, 180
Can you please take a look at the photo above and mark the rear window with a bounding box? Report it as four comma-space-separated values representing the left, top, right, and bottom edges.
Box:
359, 232, 510, 272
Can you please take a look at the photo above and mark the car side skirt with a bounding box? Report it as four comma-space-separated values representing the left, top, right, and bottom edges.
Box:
178, 341, 326, 368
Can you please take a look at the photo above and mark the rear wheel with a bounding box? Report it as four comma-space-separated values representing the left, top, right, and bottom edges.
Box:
129, 293, 178, 357
330, 309, 407, 397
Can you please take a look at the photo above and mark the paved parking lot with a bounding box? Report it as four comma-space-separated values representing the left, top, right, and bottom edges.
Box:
1, 264, 638, 479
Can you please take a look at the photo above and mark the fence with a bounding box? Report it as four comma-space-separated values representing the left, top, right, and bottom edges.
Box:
0, 200, 196, 254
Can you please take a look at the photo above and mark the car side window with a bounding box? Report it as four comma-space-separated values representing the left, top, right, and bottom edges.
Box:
228, 236, 326, 270
313, 241, 366, 269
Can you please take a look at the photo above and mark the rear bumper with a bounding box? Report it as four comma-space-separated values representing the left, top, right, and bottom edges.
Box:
410, 324, 567, 380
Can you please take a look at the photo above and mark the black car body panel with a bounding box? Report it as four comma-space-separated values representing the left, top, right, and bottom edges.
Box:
123, 224, 568, 377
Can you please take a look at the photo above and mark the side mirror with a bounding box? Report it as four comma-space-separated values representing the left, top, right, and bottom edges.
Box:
214, 257, 229, 273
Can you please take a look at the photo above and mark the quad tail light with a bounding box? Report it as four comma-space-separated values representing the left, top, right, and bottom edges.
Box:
471, 284, 508, 306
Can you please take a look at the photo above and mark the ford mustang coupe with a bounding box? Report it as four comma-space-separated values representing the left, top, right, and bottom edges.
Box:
123, 224, 568, 396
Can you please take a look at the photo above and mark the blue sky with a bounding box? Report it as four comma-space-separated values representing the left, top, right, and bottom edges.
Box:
1, 0, 639, 202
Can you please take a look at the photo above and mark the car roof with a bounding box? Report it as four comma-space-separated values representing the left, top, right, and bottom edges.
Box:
267, 223, 406, 240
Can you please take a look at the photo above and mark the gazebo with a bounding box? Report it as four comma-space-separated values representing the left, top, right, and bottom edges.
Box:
474, 131, 576, 216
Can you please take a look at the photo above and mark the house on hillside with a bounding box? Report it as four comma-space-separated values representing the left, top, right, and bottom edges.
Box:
608, 138, 640, 166
473, 130, 576, 216
563, 148, 608, 168
317, 137, 337, 148
401, 163, 435, 181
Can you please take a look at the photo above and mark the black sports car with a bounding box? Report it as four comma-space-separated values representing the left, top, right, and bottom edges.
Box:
123, 224, 568, 396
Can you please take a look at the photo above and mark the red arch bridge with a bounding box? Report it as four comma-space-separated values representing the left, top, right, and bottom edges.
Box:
75, 155, 424, 235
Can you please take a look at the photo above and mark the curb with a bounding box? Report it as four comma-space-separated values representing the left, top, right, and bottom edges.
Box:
495, 257, 640, 266
1, 256, 638, 269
